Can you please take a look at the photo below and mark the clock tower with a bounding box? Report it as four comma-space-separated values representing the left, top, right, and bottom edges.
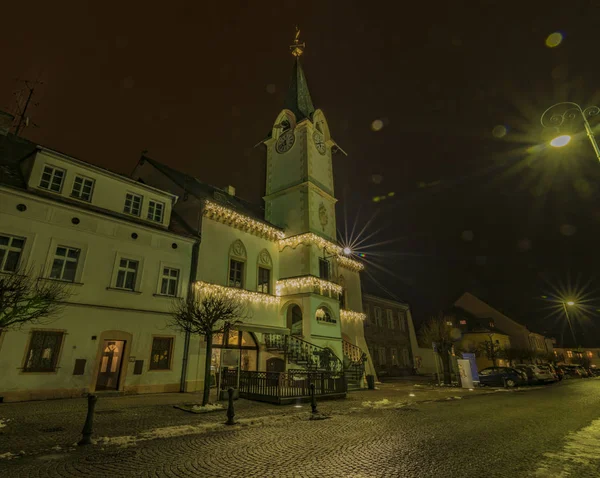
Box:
263, 33, 338, 243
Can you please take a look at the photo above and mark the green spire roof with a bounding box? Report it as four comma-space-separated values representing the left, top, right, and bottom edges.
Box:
283, 58, 315, 122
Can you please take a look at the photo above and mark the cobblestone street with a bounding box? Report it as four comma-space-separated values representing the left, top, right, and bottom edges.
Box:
3, 380, 598, 477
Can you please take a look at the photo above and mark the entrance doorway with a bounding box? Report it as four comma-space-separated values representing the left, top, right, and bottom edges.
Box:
266, 357, 285, 372
287, 305, 303, 336
96, 340, 125, 391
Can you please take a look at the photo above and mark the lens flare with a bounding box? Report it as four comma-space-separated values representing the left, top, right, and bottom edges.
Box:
550, 135, 571, 147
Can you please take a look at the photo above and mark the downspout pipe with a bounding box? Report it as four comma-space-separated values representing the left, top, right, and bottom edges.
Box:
180, 238, 201, 392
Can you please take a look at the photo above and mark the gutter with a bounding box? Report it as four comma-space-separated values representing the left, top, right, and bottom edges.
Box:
180, 238, 201, 392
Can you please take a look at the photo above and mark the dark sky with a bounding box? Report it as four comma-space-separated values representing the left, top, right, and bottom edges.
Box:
3, 1, 600, 345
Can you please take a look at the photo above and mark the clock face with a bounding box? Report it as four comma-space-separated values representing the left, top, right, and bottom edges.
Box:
313, 131, 326, 155
276, 131, 295, 154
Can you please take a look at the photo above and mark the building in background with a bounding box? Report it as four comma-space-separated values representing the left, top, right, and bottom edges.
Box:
362, 292, 415, 378
0, 134, 197, 402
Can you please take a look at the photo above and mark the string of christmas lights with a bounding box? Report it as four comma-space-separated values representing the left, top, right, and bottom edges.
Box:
340, 309, 367, 321
276, 276, 343, 296
279, 233, 365, 271
195, 281, 280, 305
204, 200, 285, 241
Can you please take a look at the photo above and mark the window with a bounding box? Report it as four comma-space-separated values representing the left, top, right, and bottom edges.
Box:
50, 246, 80, 282
24, 331, 64, 372
567, 350, 573, 358
160, 267, 179, 296
587, 351, 594, 358
39, 165, 65, 193
147, 200, 164, 222
124, 193, 142, 216
0, 234, 25, 272
150, 337, 173, 370
391, 348, 398, 366
402, 348, 410, 366
398, 311, 406, 331
459, 320, 467, 325
319, 258, 330, 281
446, 321, 453, 326
339, 289, 346, 309
374, 307, 383, 327
378, 347, 386, 365
386, 309, 394, 329
257, 267, 271, 293
71, 175, 94, 201
229, 259, 244, 288
115, 259, 138, 290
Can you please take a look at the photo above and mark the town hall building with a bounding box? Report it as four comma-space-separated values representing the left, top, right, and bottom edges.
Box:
0, 34, 374, 402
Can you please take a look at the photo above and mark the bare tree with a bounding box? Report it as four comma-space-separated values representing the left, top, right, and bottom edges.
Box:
170, 289, 248, 406
0, 266, 71, 330
419, 312, 460, 385
478, 337, 505, 367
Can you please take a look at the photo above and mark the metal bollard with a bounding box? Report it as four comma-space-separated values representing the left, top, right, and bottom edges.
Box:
225, 388, 235, 425
310, 383, 318, 414
78, 394, 98, 446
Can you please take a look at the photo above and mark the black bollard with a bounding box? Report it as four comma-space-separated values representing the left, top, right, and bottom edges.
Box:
225, 387, 235, 425
310, 383, 318, 414
78, 394, 98, 446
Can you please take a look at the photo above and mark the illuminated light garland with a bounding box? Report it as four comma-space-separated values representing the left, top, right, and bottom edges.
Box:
195, 281, 280, 305
276, 276, 343, 296
340, 309, 367, 321
278, 233, 365, 272
204, 200, 285, 241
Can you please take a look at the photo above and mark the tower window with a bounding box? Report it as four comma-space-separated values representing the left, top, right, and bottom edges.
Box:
280, 119, 291, 132
319, 258, 330, 281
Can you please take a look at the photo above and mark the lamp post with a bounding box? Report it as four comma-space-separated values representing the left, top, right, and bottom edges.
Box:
561, 301, 578, 348
540, 102, 600, 161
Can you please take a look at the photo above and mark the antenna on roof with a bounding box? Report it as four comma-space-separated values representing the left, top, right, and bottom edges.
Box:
12, 78, 43, 137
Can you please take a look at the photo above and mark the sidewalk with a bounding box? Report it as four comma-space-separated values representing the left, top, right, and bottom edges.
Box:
0, 381, 500, 458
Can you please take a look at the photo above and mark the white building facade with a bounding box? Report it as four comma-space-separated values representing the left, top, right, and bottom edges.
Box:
0, 139, 196, 402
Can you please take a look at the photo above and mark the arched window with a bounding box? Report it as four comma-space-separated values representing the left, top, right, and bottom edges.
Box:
228, 240, 246, 288
287, 305, 303, 336
316, 306, 336, 324
257, 249, 272, 294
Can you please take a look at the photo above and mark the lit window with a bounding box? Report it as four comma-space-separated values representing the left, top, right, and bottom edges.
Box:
50, 246, 80, 282
71, 175, 94, 201
160, 267, 179, 296
149, 337, 173, 370
24, 331, 64, 372
489, 321, 495, 328
587, 351, 593, 358
446, 321, 453, 326
0, 234, 25, 272
115, 258, 138, 290
147, 200, 164, 223
257, 267, 271, 294
567, 351, 573, 358
124, 193, 142, 216
39, 165, 65, 193
460, 320, 467, 325
228, 259, 244, 288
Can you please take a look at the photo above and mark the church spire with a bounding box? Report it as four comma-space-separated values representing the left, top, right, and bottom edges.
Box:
284, 27, 315, 122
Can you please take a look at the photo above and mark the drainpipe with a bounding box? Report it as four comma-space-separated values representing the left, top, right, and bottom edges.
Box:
180, 238, 201, 392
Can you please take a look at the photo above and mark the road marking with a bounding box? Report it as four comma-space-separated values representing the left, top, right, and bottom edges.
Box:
534, 417, 600, 477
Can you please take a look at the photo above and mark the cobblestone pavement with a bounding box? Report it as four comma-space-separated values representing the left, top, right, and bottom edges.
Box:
1, 379, 599, 477
0, 380, 498, 457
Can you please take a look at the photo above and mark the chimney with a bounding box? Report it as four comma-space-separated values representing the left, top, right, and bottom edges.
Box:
225, 185, 236, 196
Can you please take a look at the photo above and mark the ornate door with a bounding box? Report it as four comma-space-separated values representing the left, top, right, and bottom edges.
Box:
96, 340, 125, 390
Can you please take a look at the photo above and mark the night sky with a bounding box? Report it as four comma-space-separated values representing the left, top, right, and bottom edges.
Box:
3, 1, 600, 345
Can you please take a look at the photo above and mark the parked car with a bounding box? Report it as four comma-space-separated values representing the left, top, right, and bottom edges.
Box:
478, 367, 528, 387
538, 364, 560, 381
558, 365, 583, 378
575, 366, 590, 377
515, 364, 557, 384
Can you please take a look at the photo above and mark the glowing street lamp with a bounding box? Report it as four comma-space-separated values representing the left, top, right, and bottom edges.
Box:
343, 247, 352, 256
541, 102, 600, 162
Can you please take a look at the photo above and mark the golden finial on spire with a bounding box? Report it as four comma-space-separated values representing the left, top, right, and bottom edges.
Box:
290, 26, 305, 57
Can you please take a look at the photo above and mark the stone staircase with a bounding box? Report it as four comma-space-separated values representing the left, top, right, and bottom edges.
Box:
264, 334, 343, 373
342, 340, 366, 390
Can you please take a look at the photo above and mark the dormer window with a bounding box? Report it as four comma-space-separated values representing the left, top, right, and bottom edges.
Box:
71, 175, 95, 202
147, 200, 164, 223
281, 119, 291, 132
124, 193, 142, 216
39, 165, 65, 193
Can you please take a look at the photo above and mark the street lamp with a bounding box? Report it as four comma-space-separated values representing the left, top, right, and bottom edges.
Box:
540, 102, 600, 161
561, 300, 578, 348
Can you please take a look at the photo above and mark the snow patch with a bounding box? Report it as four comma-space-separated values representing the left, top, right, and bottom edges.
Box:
362, 399, 408, 409
191, 403, 224, 412
534, 417, 600, 476
0, 452, 16, 460
0, 418, 10, 429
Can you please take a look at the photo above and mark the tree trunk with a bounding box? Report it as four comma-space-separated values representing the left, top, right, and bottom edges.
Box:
202, 334, 213, 406
440, 351, 452, 385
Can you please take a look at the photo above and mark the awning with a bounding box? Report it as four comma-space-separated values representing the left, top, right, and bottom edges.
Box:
235, 324, 290, 335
